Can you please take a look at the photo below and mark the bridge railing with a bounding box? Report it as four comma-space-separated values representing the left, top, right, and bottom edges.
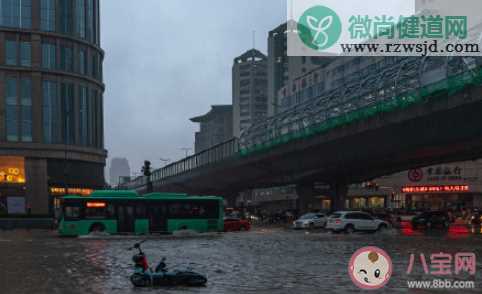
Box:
119, 175, 148, 190
150, 138, 239, 186
240, 57, 482, 154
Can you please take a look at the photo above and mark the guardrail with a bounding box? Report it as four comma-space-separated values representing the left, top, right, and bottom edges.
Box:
119, 139, 240, 191
150, 138, 239, 185
119, 175, 148, 190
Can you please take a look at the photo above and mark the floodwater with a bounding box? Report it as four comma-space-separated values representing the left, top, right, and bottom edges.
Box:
0, 227, 481, 294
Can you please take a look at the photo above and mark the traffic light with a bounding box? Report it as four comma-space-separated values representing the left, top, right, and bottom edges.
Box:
142, 160, 151, 177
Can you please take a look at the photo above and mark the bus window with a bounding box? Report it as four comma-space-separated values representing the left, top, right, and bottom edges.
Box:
168, 201, 219, 219
168, 202, 184, 218
136, 204, 147, 218
65, 206, 81, 219
202, 201, 219, 218
85, 203, 115, 219
190, 203, 206, 217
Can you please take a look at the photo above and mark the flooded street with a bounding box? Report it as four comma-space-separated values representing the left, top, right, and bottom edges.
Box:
1, 228, 481, 293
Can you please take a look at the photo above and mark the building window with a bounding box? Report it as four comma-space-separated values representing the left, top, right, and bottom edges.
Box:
5, 78, 18, 142
20, 78, 32, 142
89, 89, 100, 147
94, 0, 99, 44
79, 86, 88, 145
5, 40, 17, 65
1, 1, 14, 27
98, 93, 103, 148
75, 0, 86, 38
79, 49, 86, 74
88, 90, 94, 146
96, 91, 102, 148
59, 0, 73, 34
42, 42, 56, 69
60, 45, 73, 72
20, 0, 31, 28
61, 83, 75, 144
91, 53, 98, 79
43, 80, 60, 144
86, 0, 94, 42
40, 0, 55, 32
0, 0, 31, 28
20, 41, 31, 67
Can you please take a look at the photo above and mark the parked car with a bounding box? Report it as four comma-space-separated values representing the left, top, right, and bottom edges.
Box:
224, 217, 251, 232
370, 211, 401, 227
292, 212, 327, 229
411, 211, 450, 229
326, 211, 389, 233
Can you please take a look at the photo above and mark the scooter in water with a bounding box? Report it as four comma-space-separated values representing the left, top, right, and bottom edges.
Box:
128, 240, 207, 287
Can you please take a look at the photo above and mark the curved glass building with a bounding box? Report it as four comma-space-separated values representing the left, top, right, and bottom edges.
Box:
0, 0, 106, 216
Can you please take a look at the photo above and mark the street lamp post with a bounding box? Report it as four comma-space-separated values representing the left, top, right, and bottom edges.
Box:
180, 147, 192, 158
160, 158, 171, 167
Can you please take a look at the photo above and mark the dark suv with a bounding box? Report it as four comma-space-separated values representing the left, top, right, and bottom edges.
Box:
411, 211, 450, 229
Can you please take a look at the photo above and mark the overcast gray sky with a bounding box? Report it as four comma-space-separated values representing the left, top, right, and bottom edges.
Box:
101, 0, 285, 177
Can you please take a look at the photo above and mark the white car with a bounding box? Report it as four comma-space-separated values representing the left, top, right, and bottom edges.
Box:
293, 213, 327, 229
326, 211, 389, 233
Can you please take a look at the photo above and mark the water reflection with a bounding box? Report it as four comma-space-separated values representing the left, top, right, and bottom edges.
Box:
0, 229, 481, 294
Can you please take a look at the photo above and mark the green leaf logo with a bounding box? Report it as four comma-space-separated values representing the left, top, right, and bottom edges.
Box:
298, 5, 342, 51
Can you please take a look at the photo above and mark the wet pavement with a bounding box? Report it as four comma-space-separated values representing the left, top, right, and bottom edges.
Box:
0, 227, 481, 294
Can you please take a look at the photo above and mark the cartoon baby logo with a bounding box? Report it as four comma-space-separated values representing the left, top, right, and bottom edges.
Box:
349, 246, 393, 290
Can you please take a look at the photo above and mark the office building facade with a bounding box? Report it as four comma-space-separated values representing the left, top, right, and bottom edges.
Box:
109, 157, 130, 187
232, 49, 268, 138
0, 0, 106, 215
191, 105, 233, 154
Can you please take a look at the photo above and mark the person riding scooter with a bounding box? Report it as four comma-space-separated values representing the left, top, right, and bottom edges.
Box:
128, 240, 207, 287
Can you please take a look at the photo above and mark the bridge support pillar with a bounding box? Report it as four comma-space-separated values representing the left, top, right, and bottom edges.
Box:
330, 182, 348, 211
296, 183, 316, 214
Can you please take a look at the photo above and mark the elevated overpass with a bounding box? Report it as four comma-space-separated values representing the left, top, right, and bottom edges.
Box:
122, 57, 482, 210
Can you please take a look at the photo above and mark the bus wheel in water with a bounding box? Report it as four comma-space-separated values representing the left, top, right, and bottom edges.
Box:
89, 223, 105, 233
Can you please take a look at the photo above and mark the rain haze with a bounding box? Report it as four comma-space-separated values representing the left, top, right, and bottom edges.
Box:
102, 0, 286, 177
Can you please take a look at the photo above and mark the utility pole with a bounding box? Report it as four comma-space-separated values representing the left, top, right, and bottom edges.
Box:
252, 30, 256, 49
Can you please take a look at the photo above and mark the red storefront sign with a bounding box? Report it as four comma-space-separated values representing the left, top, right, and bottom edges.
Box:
401, 185, 469, 193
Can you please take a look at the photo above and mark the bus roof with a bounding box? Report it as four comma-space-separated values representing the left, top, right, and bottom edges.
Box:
62, 190, 138, 200
143, 192, 188, 198
91, 190, 139, 197
62, 190, 223, 201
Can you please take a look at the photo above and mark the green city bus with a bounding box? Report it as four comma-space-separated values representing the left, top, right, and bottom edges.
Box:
58, 190, 224, 236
